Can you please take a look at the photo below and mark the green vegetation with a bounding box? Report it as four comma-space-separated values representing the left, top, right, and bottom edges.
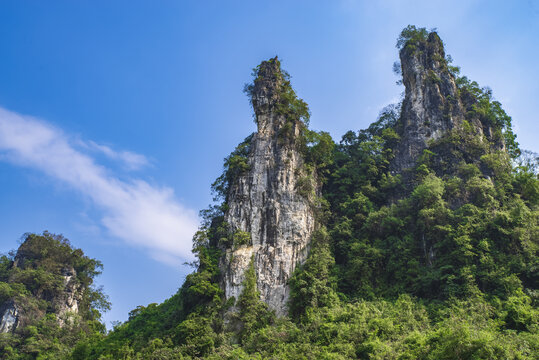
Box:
457, 75, 520, 158
289, 228, 339, 319
396, 25, 431, 51
232, 230, 252, 248
0, 232, 109, 359
211, 133, 253, 202
244, 57, 310, 128
83, 38, 535, 358
1, 27, 537, 359
235, 259, 274, 344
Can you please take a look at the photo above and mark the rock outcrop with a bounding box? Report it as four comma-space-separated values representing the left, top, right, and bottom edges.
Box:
0, 300, 19, 333
220, 58, 316, 316
54, 267, 81, 317
391, 32, 499, 175
0, 244, 82, 333
392, 32, 464, 173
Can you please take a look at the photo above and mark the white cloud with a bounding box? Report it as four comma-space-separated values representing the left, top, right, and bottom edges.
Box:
0, 106, 198, 265
82, 140, 150, 170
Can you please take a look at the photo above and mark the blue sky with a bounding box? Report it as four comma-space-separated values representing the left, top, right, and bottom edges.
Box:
1, 1, 538, 326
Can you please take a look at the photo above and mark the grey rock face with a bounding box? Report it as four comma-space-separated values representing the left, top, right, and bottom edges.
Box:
391, 31, 503, 179
220, 58, 316, 316
55, 267, 81, 318
0, 300, 19, 333
391, 32, 468, 173
391, 32, 502, 176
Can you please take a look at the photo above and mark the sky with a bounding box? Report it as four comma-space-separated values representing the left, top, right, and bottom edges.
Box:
0, 0, 538, 326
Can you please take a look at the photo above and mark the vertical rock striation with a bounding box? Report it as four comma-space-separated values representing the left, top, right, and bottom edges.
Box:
391, 32, 498, 175
220, 58, 316, 316
392, 32, 465, 173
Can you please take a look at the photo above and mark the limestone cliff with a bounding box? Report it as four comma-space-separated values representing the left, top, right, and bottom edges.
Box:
0, 300, 19, 333
391, 31, 500, 175
220, 58, 317, 316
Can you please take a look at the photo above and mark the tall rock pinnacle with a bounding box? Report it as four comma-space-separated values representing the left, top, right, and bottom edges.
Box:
391, 32, 467, 173
391, 30, 505, 177
220, 57, 316, 316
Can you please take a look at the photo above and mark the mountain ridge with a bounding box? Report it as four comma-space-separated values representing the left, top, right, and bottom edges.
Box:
0, 26, 537, 359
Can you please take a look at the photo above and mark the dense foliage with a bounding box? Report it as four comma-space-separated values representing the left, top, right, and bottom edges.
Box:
2, 27, 537, 359
0, 232, 109, 359
83, 28, 537, 359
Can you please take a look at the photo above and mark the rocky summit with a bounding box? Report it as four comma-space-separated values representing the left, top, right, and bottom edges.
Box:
1, 26, 536, 360
391, 32, 503, 178
220, 57, 317, 316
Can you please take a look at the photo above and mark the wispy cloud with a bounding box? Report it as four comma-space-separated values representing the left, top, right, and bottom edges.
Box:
0, 106, 198, 265
81, 140, 150, 171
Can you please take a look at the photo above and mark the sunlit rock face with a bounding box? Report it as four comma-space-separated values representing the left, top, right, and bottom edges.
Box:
0, 300, 19, 333
220, 58, 316, 316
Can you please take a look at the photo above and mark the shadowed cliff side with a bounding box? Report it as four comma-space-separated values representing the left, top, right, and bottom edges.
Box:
391, 29, 506, 180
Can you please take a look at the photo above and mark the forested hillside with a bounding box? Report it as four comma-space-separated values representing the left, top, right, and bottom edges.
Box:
0, 232, 109, 359
1, 26, 537, 359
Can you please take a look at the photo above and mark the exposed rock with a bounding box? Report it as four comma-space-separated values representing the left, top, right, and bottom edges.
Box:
54, 267, 81, 321
391, 31, 504, 181
220, 58, 317, 316
0, 255, 82, 333
0, 300, 19, 333
391, 32, 468, 174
